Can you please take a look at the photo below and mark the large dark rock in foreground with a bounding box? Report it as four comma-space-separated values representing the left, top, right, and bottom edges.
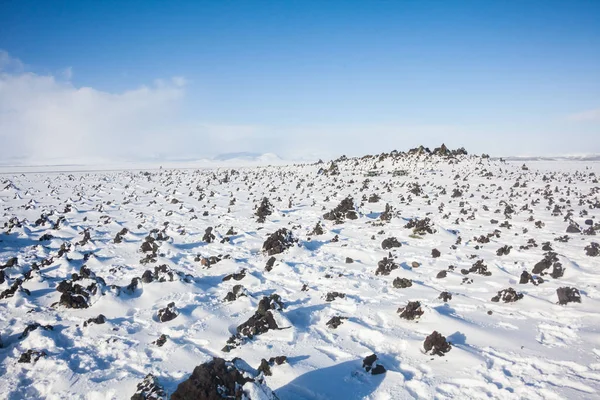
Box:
171, 358, 276, 400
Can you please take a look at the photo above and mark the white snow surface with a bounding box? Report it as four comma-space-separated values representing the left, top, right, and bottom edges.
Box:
0, 154, 599, 399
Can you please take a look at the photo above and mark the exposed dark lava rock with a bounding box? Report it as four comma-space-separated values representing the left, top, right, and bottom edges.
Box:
461, 260, 492, 276
83, 314, 106, 327
141, 270, 154, 283
557, 287, 581, 305
265, 256, 276, 271
154, 334, 168, 347
393, 277, 412, 289
203, 227, 216, 243
131, 373, 166, 400
18, 349, 47, 364
439, 292, 452, 302
1, 257, 18, 269
566, 223, 581, 234
262, 228, 298, 256
380, 203, 395, 222
114, 228, 128, 244
375, 255, 398, 276
519, 271, 543, 285
405, 217, 436, 235
157, 302, 178, 322
323, 197, 358, 223
345, 257, 354, 264
491, 288, 523, 303
223, 294, 285, 352
397, 301, 424, 320
381, 237, 401, 250
326, 316, 348, 329
423, 331, 452, 356
223, 285, 247, 302
223, 269, 247, 282
436, 270, 447, 279
19, 323, 54, 339
171, 357, 263, 400
0, 278, 29, 300
325, 292, 346, 302
532, 252, 560, 275
56, 280, 95, 309
496, 245, 512, 256
255, 197, 274, 223
585, 242, 599, 257
362, 354, 386, 375
310, 221, 324, 236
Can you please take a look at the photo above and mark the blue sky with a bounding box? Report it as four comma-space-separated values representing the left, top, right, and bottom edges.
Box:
1, 0, 599, 162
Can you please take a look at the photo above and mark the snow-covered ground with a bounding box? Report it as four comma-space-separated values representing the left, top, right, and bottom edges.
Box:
1, 151, 599, 399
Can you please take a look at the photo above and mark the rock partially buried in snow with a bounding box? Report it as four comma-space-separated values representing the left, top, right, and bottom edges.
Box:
491, 288, 523, 303
170, 357, 277, 400
262, 228, 298, 256
423, 331, 452, 356
131, 373, 166, 400
397, 301, 424, 320
557, 287, 581, 305
362, 354, 386, 375
157, 302, 178, 322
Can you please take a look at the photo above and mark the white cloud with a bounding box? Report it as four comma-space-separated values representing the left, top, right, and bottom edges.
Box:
567, 108, 600, 122
0, 51, 186, 164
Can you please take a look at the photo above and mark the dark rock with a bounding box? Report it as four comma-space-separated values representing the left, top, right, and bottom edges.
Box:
375, 255, 398, 276
404, 217, 436, 235
362, 354, 386, 375
423, 331, 452, 356
157, 302, 178, 322
436, 270, 447, 279
202, 227, 215, 243
557, 287, 581, 305
131, 373, 166, 400
325, 292, 346, 302
491, 288, 523, 303
154, 334, 168, 347
223, 285, 247, 302
255, 197, 274, 223
84, 314, 106, 327
397, 301, 424, 320
381, 237, 401, 250
393, 277, 412, 289
438, 291, 452, 302
431, 248, 441, 258
345, 257, 354, 264
223, 269, 246, 282
585, 242, 599, 257
262, 229, 298, 256
265, 256, 276, 272
323, 197, 358, 223
326, 316, 347, 329
18, 349, 47, 363
141, 270, 154, 283
223, 295, 285, 352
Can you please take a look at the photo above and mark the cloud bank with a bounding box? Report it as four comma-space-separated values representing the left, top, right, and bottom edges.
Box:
0, 51, 188, 164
